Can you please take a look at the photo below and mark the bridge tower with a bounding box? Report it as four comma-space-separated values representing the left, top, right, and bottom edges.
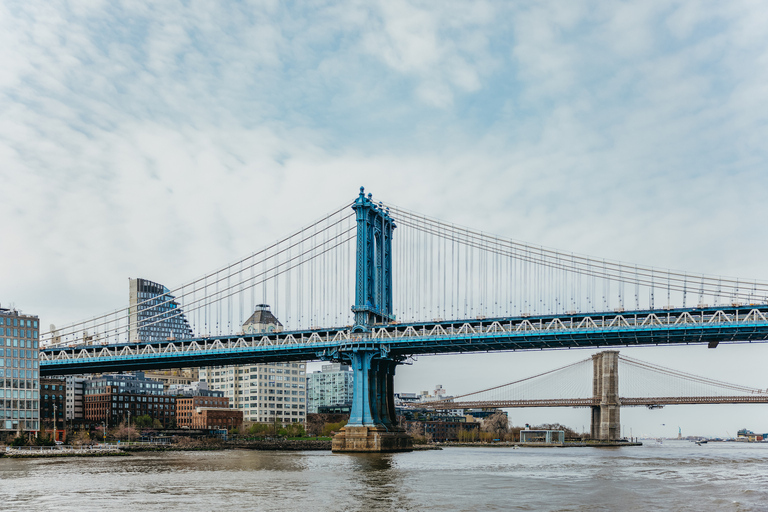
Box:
351, 186, 395, 328
590, 350, 621, 441
332, 187, 412, 453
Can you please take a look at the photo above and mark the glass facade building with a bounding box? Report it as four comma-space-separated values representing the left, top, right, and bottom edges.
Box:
0, 307, 40, 436
128, 278, 193, 342
306, 363, 354, 414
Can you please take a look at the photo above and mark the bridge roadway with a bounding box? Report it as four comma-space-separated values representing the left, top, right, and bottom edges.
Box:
40, 304, 768, 376
416, 396, 768, 410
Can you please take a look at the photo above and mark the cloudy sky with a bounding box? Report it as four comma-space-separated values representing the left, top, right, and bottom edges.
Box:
2, 1, 768, 436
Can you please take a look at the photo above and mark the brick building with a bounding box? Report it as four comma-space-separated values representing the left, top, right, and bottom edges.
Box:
84, 386, 176, 427
190, 407, 243, 430
176, 396, 230, 428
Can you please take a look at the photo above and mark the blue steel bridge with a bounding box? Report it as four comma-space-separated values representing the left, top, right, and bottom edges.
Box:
39, 187, 768, 443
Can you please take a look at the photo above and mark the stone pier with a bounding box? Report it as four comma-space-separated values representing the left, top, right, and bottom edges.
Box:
331, 348, 412, 453
590, 350, 621, 441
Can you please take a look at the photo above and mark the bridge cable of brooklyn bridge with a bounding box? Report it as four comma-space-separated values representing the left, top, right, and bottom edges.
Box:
416, 350, 768, 440
38, 187, 768, 451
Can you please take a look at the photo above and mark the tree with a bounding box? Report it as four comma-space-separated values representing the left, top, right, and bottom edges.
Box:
94, 425, 109, 442
405, 422, 428, 444
71, 430, 91, 447
322, 420, 347, 437
305, 414, 325, 437
283, 422, 306, 438
482, 412, 509, 438
458, 427, 479, 442
248, 423, 272, 437
306, 413, 349, 437
10, 432, 29, 446
534, 423, 580, 440
34, 432, 55, 446
133, 415, 154, 429
113, 422, 138, 441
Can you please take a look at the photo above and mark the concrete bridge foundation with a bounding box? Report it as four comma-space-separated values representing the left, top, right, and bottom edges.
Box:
331, 348, 413, 453
590, 350, 621, 441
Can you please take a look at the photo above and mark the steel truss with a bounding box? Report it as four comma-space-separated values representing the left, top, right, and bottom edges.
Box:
420, 396, 768, 410
40, 305, 768, 376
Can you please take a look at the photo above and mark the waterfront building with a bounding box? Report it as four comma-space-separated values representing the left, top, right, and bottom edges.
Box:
176, 395, 239, 429
0, 306, 40, 438
200, 362, 307, 424
128, 278, 193, 342
40, 378, 66, 441
736, 429, 767, 442
519, 429, 565, 444
84, 386, 176, 427
306, 363, 354, 414
199, 305, 307, 424
190, 407, 243, 430
64, 375, 85, 421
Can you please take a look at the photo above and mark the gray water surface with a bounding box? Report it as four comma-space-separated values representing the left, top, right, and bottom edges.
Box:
1, 441, 766, 511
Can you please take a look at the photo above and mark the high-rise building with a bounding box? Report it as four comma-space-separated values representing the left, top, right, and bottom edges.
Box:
199, 305, 307, 424
65, 375, 86, 421
306, 363, 354, 414
83, 372, 175, 426
40, 378, 66, 441
0, 306, 40, 438
128, 278, 198, 390
128, 278, 192, 342
84, 388, 176, 428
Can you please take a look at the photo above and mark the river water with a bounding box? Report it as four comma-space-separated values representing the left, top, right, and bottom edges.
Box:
1, 441, 767, 511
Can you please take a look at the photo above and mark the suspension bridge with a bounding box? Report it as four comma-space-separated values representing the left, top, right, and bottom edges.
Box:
38, 187, 768, 451
415, 350, 768, 439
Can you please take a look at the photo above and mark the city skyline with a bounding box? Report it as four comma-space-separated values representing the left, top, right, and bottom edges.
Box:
3, 1, 768, 437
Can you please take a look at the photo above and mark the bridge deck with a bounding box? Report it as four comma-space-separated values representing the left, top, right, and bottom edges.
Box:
418, 396, 768, 409
40, 305, 768, 375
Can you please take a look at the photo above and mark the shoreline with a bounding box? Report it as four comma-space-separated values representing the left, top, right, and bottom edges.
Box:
1, 439, 641, 458
440, 441, 643, 448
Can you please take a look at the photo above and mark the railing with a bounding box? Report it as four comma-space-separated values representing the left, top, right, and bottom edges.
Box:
5, 444, 121, 453
39, 306, 768, 364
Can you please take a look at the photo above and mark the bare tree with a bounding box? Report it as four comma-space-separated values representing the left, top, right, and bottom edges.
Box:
482, 412, 509, 438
